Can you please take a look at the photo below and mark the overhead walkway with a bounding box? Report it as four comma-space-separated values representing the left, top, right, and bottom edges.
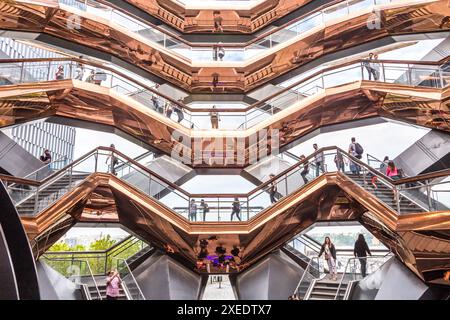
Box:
1, 145, 449, 283
2, 0, 449, 92
1, 57, 449, 167
116, 0, 317, 34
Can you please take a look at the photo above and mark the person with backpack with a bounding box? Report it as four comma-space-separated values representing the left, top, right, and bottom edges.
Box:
349, 137, 363, 176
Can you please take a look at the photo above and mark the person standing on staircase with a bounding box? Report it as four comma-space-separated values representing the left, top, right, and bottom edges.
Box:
318, 236, 337, 281
268, 174, 278, 204
106, 144, 119, 176
105, 269, 122, 300
349, 137, 363, 176
354, 234, 372, 278
313, 143, 324, 177
299, 154, 309, 184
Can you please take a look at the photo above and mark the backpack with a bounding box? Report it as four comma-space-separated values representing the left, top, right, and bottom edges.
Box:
354, 143, 364, 155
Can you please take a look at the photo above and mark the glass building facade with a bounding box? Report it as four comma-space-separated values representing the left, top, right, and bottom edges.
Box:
0, 37, 76, 168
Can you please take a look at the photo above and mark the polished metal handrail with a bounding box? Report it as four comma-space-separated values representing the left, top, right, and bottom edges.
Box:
293, 256, 320, 299
113, 258, 146, 300
334, 253, 392, 300
4, 145, 450, 218
1, 55, 448, 115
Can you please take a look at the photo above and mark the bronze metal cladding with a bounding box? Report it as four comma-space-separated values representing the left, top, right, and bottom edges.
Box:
20, 171, 450, 283
1, 1, 450, 92
126, 0, 311, 33
123, 0, 313, 33
0, 80, 449, 168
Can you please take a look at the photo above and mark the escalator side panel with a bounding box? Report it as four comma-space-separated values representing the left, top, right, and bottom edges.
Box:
0, 181, 40, 299
233, 250, 305, 300
36, 260, 81, 300
132, 251, 203, 300
393, 130, 450, 176
0, 224, 19, 299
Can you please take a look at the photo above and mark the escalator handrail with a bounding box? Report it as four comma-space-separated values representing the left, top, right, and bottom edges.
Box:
113, 258, 146, 300
334, 253, 392, 300
293, 256, 320, 298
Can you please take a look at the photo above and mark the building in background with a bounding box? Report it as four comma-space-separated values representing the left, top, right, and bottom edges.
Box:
0, 37, 76, 168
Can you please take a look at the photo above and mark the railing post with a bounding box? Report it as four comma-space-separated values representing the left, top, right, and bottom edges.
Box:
395, 185, 401, 214
94, 151, 98, 172
20, 61, 25, 83
439, 67, 444, 88
426, 180, 433, 211
247, 198, 249, 220
217, 197, 220, 221
284, 174, 288, 197
148, 175, 152, 196
47, 61, 52, 81
33, 185, 39, 214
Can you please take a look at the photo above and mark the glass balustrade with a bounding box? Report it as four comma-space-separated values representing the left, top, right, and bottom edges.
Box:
57, 0, 399, 62
43, 235, 148, 276
5, 145, 446, 222
40, 257, 103, 300
1, 59, 447, 132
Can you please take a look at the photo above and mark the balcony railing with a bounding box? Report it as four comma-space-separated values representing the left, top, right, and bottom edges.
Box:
1, 57, 448, 130
57, 0, 400, 62
3, 145, 449, 221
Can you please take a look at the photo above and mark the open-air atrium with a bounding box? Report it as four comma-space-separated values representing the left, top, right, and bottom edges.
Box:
0, 0, 449, 303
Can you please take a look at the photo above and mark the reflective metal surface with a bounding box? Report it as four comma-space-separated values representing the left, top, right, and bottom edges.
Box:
1, 0, 450, 92
0, 79, 449, 167
17, 170, 450, 282
123, 0, 312, 33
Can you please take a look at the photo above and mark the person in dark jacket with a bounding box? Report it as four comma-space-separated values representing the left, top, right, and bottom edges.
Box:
318, 236, 337, 280
354, 234, 372, 277
231, 198, 241, 221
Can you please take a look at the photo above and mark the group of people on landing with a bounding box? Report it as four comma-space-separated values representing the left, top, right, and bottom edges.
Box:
296, 138, 365, 187
298, 137, 403, 183
189, 197, 242, 221
318, 234, 372, 281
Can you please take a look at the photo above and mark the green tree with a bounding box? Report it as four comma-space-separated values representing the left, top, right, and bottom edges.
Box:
89, 234, 116, 251
70, 244, 87, 251
48, 241, 71, 252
